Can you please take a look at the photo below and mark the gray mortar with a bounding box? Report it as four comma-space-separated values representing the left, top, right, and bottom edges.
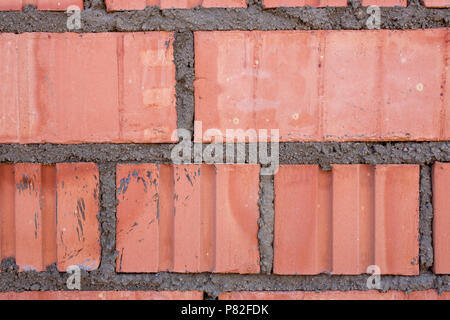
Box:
94, 163, 118, 280
2, 142, 450, 164
279, 142, 450, 168
174, 31, 195, 134
0, 0, 449, 296
420, 166, 433, 270
0, 259, 449, 298
258, 173, 274, 275
0, 1, 448, 33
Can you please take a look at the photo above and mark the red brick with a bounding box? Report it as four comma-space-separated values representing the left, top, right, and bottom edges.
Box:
201, 0, 247, 7
262, 0, 407, 7
56, 163, 101, 271
423, 0, 449, 7
0, 32, 177, 144
0, 291, 203, 300
408, 290, 450, 300
432, 162, 450, 274
219, 290, 450, 300
105, 0, 147, 10
0, 0, 83, 10
360, 0, 406, 6
274, 164, 419, 275
0, 166, 15, 260
262, 0, 346, 7
0, 163, 100, 272
13, 164, 51, 271
116, 164, 260, 273
194, 29, 449, 142
105, 0, 246, 10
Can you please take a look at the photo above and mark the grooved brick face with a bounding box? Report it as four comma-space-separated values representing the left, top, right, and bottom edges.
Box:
194, 29, 449, 142
262, 0, 407, 6
262, 0, 347, 7
0, 0, 83, 10
116, 164, 260, 273
219, 290, 450, 300
0, 32, 177, 143
105, 0, 247, 10
273, 164, 420, 275
432, 162, 450, 274
0, 291, 203, 300
0, 163, 100, 272
423, 0, 450, 7
359, 0, 406, 5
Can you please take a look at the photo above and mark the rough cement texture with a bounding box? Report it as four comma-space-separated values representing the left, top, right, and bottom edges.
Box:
174, 31, 195, 134
2, 142, 450, 165
279, 142, 450, 168
0, 0, 449, 296
1, 258, 449, 298
95, 163, 118, 280
258, 174, 274, 275
0, 1, 448, 33
420, 166, 433, 271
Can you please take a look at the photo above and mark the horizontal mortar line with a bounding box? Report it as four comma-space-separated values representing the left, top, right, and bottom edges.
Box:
0, 8, 448, 32
0, 272, 447, 292
1, 142, 450, 164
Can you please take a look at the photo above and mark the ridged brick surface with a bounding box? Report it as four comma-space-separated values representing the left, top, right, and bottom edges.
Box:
219, 290, 450, 300
432, 162, 450, 274
0, 32, 177, 143
0, 0, 83, 10
0, 163, 100, 271
423, 0, 449, 7
360, 0, 406, 5
0, 291, 203, 300
116, 164, 260, 273
105, 0, 247, 10
274, 164, 420, 275
262, 0, 347, 7
194, 29, 449, 142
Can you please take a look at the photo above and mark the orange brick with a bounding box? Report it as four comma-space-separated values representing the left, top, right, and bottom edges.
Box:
274, 164, 419, 275
262, 0, 346, 7
105, 0, 148, 10
0, 32, 177, 144
0, 165, 15, 260
201, 0, 247, 7
0, 291, 203, 300
360, 0, 406, 5
116, 164, 260, 273
423, 0, 449, 7
105, 0, 246, 10
321, 30, 447, 141
56, 163, 101, 271
0, 0, 83, 10
13, 164, 51, 271
219, 290, 450, 300
194, 30, 449, 142
0, 163, 100, 272
432, 162, 450, 274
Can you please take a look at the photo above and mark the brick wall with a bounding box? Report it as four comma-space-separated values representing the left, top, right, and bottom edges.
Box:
0, 1, 449, 300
